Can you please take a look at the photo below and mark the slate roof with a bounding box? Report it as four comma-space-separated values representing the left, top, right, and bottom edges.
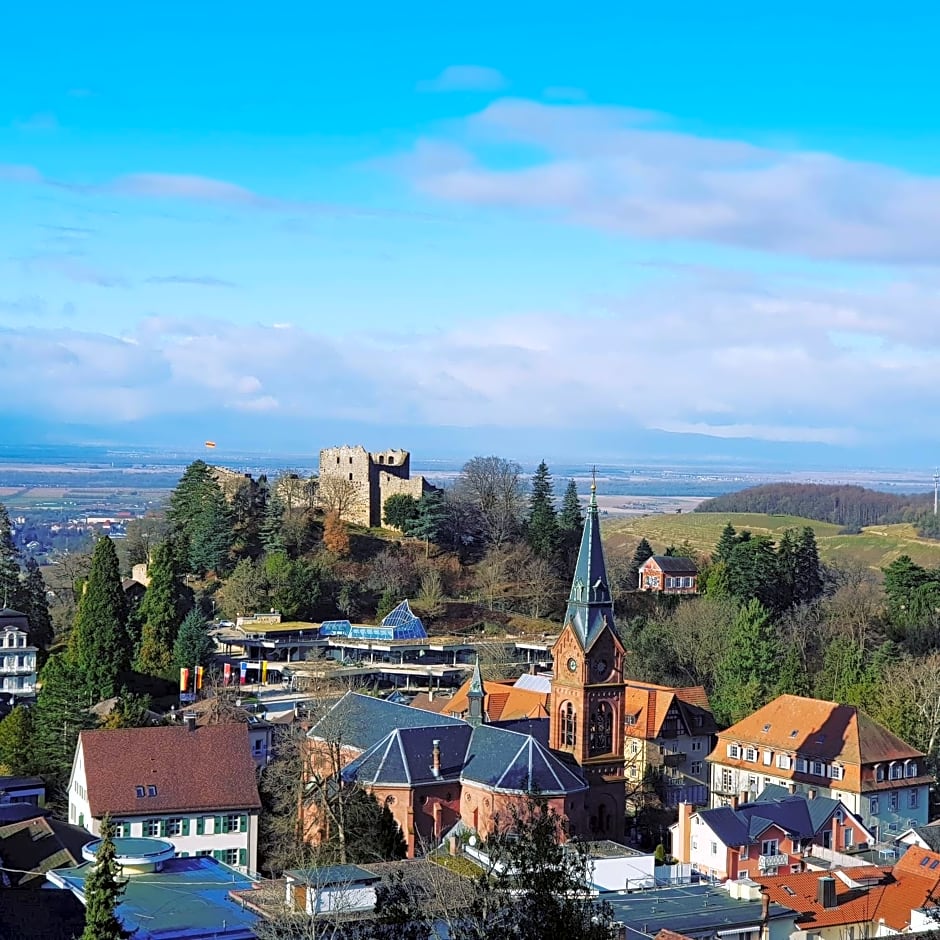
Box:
562, 487, 619, 652
307, 691, 463, 753
0, 815, 87, 887
461, 724, 587, 795
712, 694, 927, 790
341, 725, 473, 787
644, 556, 699, 574
905, 823, 940, 853
79, 724, 261, 817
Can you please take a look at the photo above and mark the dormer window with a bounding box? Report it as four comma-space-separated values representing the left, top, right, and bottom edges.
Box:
729, 744, 741, 759
147, 785, 158, 796
906, 761, 918, 777
890, 763, 903, 780
135, 786, 145, 798
762, 724, 771, 733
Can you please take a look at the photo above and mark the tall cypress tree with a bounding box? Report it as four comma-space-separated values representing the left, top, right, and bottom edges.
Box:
21, 558, 54, 653
69, 537, 129, 702
0, 503, 22, 610
794, 526, 824, 605
135, 541, 186, 676
80, 818, 131, 940
526, 461, 559, 560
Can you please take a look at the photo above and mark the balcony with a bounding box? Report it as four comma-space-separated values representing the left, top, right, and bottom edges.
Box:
662, 751, 687, 768
758, 854, 788, 870
0, 658, 36, 676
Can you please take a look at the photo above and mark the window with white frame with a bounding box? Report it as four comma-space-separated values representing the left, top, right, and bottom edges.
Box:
630, 740, 640, 754
225, 813, 242, 833
711, 842, 717, 855
722, 769, 733, 790
889, 792, 898, 812
729, 744, 740, 759
870, 796, 879, 815
812, 761, 824, 776
796, 757, 808, 772
909, 789, 919, 809
741, 845, 749, 859
831, 765, 843, 780
144, 819, 160, 837
692, 838, 698, 850
875, 764, 886, 782
691, 761, 703, 775
221, 848, 240, 866
890, 763, 903, 780
906, 762, 918, 777
692, 740, 702, 752
745, 747, 757, 762
777, 754, 791, 770
761, 839, 778, 856
763, 750, 773, 766
166, 817, 184, 836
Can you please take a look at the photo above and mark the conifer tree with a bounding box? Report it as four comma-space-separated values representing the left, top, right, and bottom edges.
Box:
167, 461, 234, 575
557, 479, 583, 577
0, 705, 34, 775
526, 460, 559, 560
0, 503, 22, 610
135, 541, 186, 676
629, 537, 655, 589
794, 526, 824, 605
21, 557, 54, 653
173, 609, 215, 670
260, 489, 286, 555
32, 653, 93, 786
714, 522, 737, 564
406, 491, 445, 559
69, 537, 129, 702
80, 818, 131, 940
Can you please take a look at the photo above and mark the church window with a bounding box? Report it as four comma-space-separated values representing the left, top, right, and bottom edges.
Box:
560, 702, 577, 748
589, 702, 613, 755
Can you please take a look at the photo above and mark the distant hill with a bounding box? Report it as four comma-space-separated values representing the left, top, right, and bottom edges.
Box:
602, 512, 940, 571
695, 483, 934, 532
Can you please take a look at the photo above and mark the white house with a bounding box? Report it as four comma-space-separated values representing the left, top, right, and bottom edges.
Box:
68, 720, 261, 873
0, 608, 38, 698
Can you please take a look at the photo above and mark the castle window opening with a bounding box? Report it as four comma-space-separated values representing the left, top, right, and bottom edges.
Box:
378, 455, 384, 463
349, 473, 353, 481
349, 457, 353, 464
336, 456, 340, 464
388, 456, 394, 464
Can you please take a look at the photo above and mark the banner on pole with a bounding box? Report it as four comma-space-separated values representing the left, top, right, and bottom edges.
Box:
223, 662, 232, 686
239, 661, 248, 685
196, 666, 205, 690
179, 667, 190, 694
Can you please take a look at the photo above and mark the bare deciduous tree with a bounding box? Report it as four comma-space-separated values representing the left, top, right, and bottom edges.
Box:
456, 456, 525, 548
318, 476, 364, 522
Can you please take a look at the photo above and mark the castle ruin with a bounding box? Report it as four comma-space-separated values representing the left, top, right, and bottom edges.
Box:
317, 445, 433, 527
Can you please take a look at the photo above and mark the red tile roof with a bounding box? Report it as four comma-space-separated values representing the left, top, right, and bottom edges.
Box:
80, 723, 261, 817
624, 681, 715, 740
712, 695, 926, 790
428, 678, 548, 721
756, 847, 940, 932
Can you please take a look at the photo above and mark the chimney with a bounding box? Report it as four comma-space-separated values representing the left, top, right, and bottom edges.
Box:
817, 876, 837, 909
528, 662, 536, 675
808, 788, 817, 800
183, 713, 197, 732
788, 782, 796, 795
431, 740, 441, 778
676, 803, 694, 863
761, 889, 770, 926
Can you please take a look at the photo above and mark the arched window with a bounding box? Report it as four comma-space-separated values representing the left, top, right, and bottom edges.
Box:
560, 702, 577, 748
589, 701, 613, 755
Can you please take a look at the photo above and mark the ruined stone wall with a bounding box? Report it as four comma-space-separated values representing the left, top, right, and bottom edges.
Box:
318, 445, 374, 526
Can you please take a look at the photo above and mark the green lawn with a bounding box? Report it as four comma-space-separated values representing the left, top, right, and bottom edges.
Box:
603, 512, 940, 570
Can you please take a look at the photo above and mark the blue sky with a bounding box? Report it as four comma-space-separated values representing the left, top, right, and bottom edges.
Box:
3, 2, 940, 465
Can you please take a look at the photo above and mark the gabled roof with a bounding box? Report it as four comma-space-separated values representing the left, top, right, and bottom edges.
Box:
904, 824, 940, 853
0, 815, 86, 887
307, 691, 463, 754
79, 724, 261, 817
0, 608, 27, 620
624, 682, 716, 740
341, 725, 473, 788
563, 485, 619, 652
430, 677, 549, 722
643, 556, 699, 574
712, 695, 925, 778
461, 724, 587, 795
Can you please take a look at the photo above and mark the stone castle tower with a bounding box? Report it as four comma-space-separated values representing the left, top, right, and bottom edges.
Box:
317, 445, 432, 527
549, 480, 627, 838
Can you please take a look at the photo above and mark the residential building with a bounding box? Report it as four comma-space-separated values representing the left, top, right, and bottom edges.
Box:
898, 820, 940, 854
672, 787, 873, 881
305, 483, 630, 852
68, 722, 261, 872
0, 608, 38, 698
623, 682, 716, 806
48, 836, 259, 940
180, 699, 276, 768
708, 695, 932, 841
637, 557, 699, 594
755, 845, 940, 939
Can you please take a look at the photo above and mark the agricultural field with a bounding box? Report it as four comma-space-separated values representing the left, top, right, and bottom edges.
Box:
602, 511, 940, 571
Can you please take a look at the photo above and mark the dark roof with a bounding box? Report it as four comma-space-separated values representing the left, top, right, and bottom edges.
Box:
342, 725, 473, 787
0, 608, 27, 620
80, 724, 261, 816
647, 556, 699, 573
0, 888, 85, 940
910, 825, 940, 852
0, 816, 88, 887
488, 717, 550, 744
563, 488, 618, 651
0, 776, 45, 791
307, 691, 463, 753
461, 724, 587, 795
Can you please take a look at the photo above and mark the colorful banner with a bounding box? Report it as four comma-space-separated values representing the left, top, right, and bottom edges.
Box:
196, 666, 205, 690
261, 661, 268, 684
179, 667, 190, 694
239, 661, 248, 685
223, 662, 232, 686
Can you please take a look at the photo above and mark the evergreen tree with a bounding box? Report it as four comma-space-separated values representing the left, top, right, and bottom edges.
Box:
406, 491, 445, 559
80, 817, 131, 940
173, 609, 215, 670
375, 588, 397, 623
383, 494, 420, 531
714, 522, 737, 564
775, 644, 810, 697
134, 541, 187, 676
260, 489, 286, 555
794, 526, 824, 605
558, 479, 583, 532
526, 460, 559, 560
0, 503, 22, 610
230, 477, 266, 562
32, 653, 93, 787
726, 536, 781, 612
712, 599, 781, 725
21, 557, 54, 653
0, 705, 34, 774
775, 529, 799, 611
166, 461, 234, 575
629, 538, 655, 590
69, 536, 129, 702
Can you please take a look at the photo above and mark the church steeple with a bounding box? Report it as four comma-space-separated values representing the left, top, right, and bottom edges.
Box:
467, 656, 485, 726
564, 474, 615, 651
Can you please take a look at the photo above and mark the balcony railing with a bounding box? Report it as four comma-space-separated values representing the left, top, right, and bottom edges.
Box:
0, 661, 36, 675
758, 854, 788, 869
662, 752, 687, 767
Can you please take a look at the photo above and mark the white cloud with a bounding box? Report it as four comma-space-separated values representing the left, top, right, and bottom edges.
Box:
398, 98, 940, 264
417, 66, 507, 93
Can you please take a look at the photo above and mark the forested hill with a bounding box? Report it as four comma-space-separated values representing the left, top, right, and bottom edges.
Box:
697, 483, 935, 531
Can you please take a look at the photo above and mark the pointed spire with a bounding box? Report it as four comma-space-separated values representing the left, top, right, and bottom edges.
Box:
467, 656, 485, 726
564, 470, 615, 650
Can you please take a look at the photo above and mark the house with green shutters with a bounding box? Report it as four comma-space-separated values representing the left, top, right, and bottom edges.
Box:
68, 721, 261, 872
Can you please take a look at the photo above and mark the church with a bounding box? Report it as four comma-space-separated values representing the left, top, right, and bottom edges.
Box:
305, 482, 627, 854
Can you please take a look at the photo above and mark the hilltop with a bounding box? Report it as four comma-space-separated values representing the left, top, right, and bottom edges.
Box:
602, 511, 940, 570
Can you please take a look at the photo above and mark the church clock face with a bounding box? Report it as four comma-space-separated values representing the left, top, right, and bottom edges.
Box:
567, 657, 578, 673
